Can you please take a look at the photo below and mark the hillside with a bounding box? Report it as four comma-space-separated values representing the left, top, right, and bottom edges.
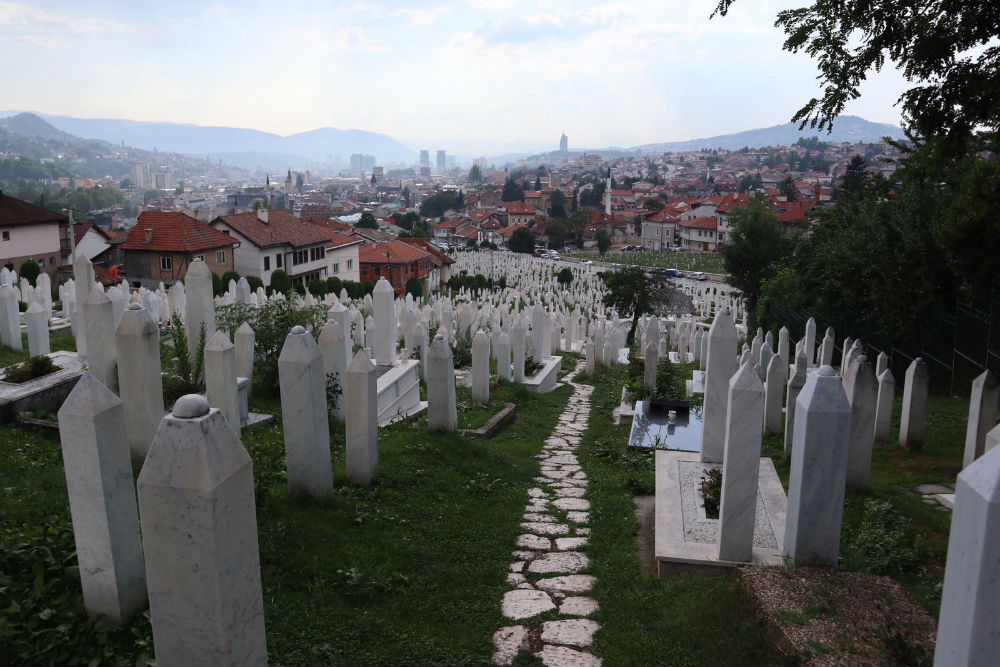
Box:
629, 116, 905, 153
1, 112, 417, 167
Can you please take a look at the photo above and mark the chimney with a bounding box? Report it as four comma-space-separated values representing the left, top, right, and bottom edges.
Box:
143, 228, 153, 244
258, 209, 269, 224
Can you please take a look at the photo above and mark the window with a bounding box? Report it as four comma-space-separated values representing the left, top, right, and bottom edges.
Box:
264, 256, 270, 271
38, 258, 45, 267
194, 254, 205, 262
309, 246, 325, 262
216, 250, 226, 264
276, 253, 282, 268
293, 249, 309, 265
160, 256, 173, 271
332, 262, 339, 273
1, 230, 9, 241
347, 259, 353, 270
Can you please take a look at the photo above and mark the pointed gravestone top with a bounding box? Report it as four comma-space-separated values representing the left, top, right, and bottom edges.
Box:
348, 348, 375, 373
58, 372, 120, 417
205, 329, 232, 352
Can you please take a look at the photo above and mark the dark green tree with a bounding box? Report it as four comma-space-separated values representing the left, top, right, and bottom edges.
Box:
356, 211, 378, 229
545, 219, 569, 248
370, 172, 377, 186
401, 186, 411, 207
601, 266, 653, 345
840, 155, 868, 195
720, 197, 791, 320
18, 260, 40, 287
220, 270, 241, 288
468, 164, 483, 184
644, 198, 664, 211
534, 175, 542, 190
778, 176, 799, 201
501, 179, 525, 202
405, 276, 423, 299
595, 228, 612, 256
557, 267, 574, 287
269, 269, 292, 294
547, 190, 567, 218
509, 226, 535, 253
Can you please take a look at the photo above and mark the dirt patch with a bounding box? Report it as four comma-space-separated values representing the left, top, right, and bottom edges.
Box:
738, 565, 936, 667
633, 495, 657, 576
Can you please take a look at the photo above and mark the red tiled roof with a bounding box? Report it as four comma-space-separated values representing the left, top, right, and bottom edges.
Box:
502, 202, 538, 215
122, 211, 238, 252
359, 240, 433, 265
0, 191, 66, 226
74, 222, 112, 244
213, 210, 329, 249
679, 216, 718, 230
497, 223, 527, 238
398, 238, 456, 265
302, 215, 352, 232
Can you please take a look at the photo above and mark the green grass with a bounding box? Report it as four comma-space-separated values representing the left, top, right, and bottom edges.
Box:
1, 373, 571, 666
0, 332, 76, 368
565, 251, 727, 275
578, 363, 780, 666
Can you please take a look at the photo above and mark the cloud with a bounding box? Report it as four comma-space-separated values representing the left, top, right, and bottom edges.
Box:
0, 2, 125, 37
392, 5, 448, 26
471, 6, 623, 46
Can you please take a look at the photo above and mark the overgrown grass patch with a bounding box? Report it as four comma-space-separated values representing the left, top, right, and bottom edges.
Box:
578, 363, 779, 666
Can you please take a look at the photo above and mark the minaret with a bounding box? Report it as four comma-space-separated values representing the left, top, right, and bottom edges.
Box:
605, 168, 612, 216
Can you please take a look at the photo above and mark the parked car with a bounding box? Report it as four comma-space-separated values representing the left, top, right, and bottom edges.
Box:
579, 259, 593, 266
691, 272, 708, 281
666, 268, 684, 278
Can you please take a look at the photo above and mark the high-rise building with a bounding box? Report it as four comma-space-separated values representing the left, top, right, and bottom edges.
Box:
436, 150, 446, 173
131, 163, 151, 189
419, 150, 430, 169
350, 153, 376, 173
560, 132, 568, 152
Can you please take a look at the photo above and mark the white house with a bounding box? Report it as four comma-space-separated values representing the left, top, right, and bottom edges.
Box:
211, 209, 331, 288
73, 222, 112, 262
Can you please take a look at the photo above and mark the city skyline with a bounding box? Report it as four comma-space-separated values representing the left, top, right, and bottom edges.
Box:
1, 0, 910, 152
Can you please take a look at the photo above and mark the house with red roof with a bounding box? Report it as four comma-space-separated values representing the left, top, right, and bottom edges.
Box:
641, 209, 678, 251
211, 209, 333, 289
500, 201, 540, 226
677, 216, 719, 251
122, 211, 239, 287
396, 237, 455, 290
0, 190, 70, 281
358, 240, 433, 295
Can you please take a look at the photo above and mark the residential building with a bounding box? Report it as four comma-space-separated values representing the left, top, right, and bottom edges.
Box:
358, 240, 433, 294
121, 211, 238, 288
131, 163, 151, 189
677, 216, 718, 251
436, 150, 446, 173
311, 229, 363, 282
74, 222, 113, 262
419, 150, 429, 169
501, 201, 539, 226
211, 209, 331, 289
641, 210, 677, 250
0, 190, 69, 280
397, 237, 454, 291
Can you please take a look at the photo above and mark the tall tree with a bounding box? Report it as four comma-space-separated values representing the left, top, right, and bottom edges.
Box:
840, 155, 868, 195
778, 176, 799, 201
356, 211, 378, 229
595, 228, 612, 256
501, 179, 525, 202
468, 163, 483, 184
601, 267, 653, 345
509, 226, 535, 253
720, 197, 790, 320
548, 190, 567, 218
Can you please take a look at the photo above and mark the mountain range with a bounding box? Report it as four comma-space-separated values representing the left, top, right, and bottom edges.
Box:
0, 110, 905, 169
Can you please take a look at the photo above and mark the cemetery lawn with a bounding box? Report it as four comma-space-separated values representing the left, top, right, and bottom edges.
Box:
0, 332, 76, 367
576, 363, 781, 666
0, 376, 571, 666
564, 252, 727, 275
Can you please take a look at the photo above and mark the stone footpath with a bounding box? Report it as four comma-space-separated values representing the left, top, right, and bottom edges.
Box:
493, 360, 601, 667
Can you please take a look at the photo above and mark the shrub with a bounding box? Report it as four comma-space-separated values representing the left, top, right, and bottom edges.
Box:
245, 275, 264, 293
451, 328, 473, 368
294, 283, 306, 297
163, 313, 206, 404
699, 468, 722, 519
524, 355, 544, 377
2, 355, 57, 383
841, 498, 926, 575
269, 269, 292, 295
405, 276, 422, 299
326, 276, 343, 296
215, 300, 328, 395
220, 270, 241, 288
308, 279, 327, 297
18, 259, 40, 286
211, 271, 224, 297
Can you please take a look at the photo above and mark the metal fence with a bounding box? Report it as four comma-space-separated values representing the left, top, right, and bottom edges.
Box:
763, 296, 1000, 397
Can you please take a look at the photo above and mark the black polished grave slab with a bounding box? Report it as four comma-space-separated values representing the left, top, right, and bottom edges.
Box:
627, 400, 703, 452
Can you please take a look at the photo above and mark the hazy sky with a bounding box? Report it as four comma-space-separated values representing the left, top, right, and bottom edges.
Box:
1, 0, 910, 152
